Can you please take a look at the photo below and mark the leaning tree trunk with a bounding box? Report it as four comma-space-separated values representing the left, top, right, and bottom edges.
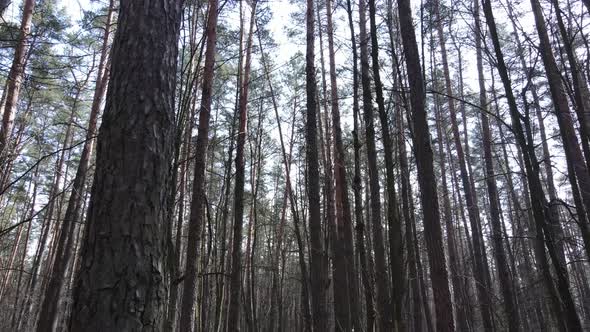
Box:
432, 2, 493, 329
397, 0, 455, 330
528, 0, 586, 328
0, 0, 35, 188
178, 0, 220, 329
531, 0, 590, 266
551, 0, 590, 167
473, 1, 520, 330
504, 2, 570, 268
482, 0, 580, 330
37, 2, 114, 329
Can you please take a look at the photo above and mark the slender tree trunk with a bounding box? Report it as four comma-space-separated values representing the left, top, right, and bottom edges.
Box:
37, 3, 114, 328
305, 0, 328, 328
178, 0, 220, 328
259, 31, 312, 330
551, 0, 590, 166
531, 0, 590, 266
315, 5, 343, 331
473, 2, 519, 329
320, 0, 357, 330
0, 221, 24, 301
166, 5, 206, 329
16, 104, 75, 330
227, 1, 257, 329
324, 0, 361, 329
367, 0, 404, 329
431, 2, 493, 328
344, 0, 375, 329
245, 103, 263, 332
0, 0, 35, 182
396, 0, 455, 330
492, 85, 550, 330
528, 0, 587, 328
505, 2, 569, 268
397, 104, 425, 332
9, 169, 37, 329
432, 78, 469, 332
358, 1, 392, 330
482, 0, 580, 330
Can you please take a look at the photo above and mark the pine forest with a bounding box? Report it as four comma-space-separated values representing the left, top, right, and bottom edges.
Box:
0, 0, 589, 331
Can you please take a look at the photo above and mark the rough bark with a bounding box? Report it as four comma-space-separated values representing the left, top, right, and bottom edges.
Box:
70, 0, 183, 330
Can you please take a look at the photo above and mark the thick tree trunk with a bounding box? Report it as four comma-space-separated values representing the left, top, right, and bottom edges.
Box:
70, 0, 183, 330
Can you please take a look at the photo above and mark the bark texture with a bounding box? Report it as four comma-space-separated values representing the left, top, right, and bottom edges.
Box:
70, 1, 183, 330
